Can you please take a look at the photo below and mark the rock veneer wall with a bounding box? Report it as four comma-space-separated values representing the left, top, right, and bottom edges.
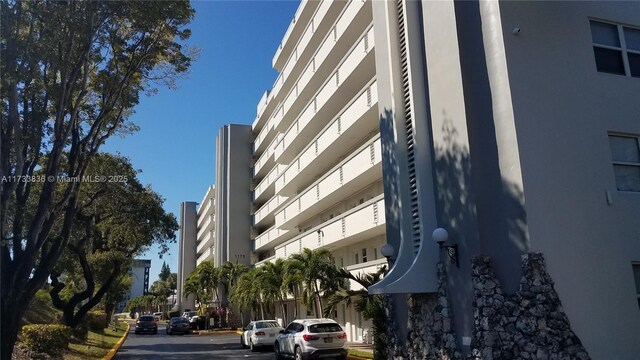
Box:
384, 294, 408, 360
385, 253, 590, 360
469, 253, 590, 360
406, 263, 461, 360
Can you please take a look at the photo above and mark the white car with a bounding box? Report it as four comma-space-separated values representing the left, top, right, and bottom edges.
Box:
240, 320, 283, 352
274, 319, 347, 360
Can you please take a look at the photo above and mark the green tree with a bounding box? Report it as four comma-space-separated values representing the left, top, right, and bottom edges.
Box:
159, 262, 171, 282
323, 266, 388, 359
260, 259, 290, 324
0, 1, 194, 358
230, 268, 262, 322
288, 248, 345, 317
48, 154, 178, 328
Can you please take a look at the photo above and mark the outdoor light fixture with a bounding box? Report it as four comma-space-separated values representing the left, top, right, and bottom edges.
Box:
433, 228, 458, 268
316, 229, 324, 237
380, 243, 394, 259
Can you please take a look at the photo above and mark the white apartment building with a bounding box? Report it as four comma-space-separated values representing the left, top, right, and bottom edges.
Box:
250, 0, 385, 342
196, 185, 216, 266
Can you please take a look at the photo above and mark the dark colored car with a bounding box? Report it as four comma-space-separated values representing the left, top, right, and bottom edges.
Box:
167, 317, 191, 335
135, 315, 158, 335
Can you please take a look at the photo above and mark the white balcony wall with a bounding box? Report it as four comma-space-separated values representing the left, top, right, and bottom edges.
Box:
254, 255, 276, 268
196, 231, 212, 255
274, 1, 370, 134
254, 163, 285, 201
272, 0, 317, 70
276, 137, 382, 228
197, 247, 213, 265
274, 26, 375, 163
274, 196, 385, 261
254, 226, 291, 251
275, 80, 378, 195
254, 195, 288, 225
197, 215, 213, 239
255, 1, 370, 152
253, 134, 280, 177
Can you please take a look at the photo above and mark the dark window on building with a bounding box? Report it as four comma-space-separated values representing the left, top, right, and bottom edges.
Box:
609, 134, 640, 192
362, 248, 367, 263
590, 20, 640, 77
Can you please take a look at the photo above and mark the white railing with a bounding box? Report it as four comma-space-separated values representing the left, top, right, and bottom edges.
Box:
197, 247, 213, 265
253, 134, 281, 176
254, 255, 277, 268
254, 195, 288, 225
275, 136, 382, 228
196, 215, 213, 240
274, 26, 375, 163
345, 258, 388, 290
196, 231, 212, 254
254, 225, 291, 251
274, 195, 385, 260
197, 200, 213, 228
254, 164, 285, 200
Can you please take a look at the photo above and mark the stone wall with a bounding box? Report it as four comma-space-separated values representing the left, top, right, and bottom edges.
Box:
384, 294, 408, 360
385, 253, 590, 360
469, 253, 590, 360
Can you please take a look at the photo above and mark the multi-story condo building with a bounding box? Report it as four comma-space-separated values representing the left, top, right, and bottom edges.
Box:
196, 185, 216, 266
176, 201, 197, 312
214, 124, 253, 268
365, 1, 640, 359
250, 0, 386, 342
115, 259, 151, 313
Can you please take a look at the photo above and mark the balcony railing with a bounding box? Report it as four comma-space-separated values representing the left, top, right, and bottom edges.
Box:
254, 225, 292, 252
274, 195, 385, 260
197, 247, 214, 265
196, 215, 213, 240
254, 195, 288, 226
276, 136, 382, 229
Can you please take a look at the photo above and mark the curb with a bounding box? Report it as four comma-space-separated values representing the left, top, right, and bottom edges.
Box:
347, 356, 373, 360
102, 322, 130, 360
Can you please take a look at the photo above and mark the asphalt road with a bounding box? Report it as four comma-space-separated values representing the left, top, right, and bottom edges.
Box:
115, 324, 274, 360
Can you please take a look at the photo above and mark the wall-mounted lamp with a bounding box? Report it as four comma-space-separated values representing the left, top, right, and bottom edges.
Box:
433, 228, 458, 268
380, 243, 394, 260
316, 229, 324, 237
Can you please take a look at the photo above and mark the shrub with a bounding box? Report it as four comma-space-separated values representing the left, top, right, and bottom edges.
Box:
87, 311, 108, 331
21, 324, 72, 356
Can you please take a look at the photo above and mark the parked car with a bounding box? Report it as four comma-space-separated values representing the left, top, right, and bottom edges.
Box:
153, 312, 163, 321
240, 320, 283, 352
182, 311, 201, 328
135, 315, 158, 335
274, 318, 347, 360
166, 317, 191, 335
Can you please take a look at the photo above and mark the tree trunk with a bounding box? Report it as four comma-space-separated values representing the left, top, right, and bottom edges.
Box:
0, 298, 24, 360
293, 289, 299, 319
279, 300, 287, 325
259, 302, 265, 320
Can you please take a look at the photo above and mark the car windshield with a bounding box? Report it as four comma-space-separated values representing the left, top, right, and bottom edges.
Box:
255, 321, 280, 329
308, 323, 342, 333
139, 316, 154, 322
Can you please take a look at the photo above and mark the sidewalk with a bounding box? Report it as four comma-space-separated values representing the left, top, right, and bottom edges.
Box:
346, 341, 374, 353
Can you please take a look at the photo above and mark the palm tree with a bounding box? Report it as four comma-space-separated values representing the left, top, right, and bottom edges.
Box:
283, 259, 304, 319
260, 259, 289, 324
288, 248, 345, 317
230, 268, 261, 322
323, 266, 388, 359
221, 261, 248, 325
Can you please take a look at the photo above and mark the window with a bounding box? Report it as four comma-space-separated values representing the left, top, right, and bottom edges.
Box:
362, 248, 368, 263
609, 134, 640, 191
355, 252, 359, 264
374, 247, 378, 260
633, 264, 640, 310
590, 20, 640, 77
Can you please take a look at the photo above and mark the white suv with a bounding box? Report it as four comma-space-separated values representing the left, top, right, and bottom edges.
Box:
274, 319, 347, 360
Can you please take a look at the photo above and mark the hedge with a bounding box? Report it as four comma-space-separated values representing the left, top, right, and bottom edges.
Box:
21, 324, 72, 356
87, 310, 108, 331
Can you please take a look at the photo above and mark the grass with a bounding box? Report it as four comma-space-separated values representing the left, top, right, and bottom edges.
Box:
64, 322, 128, 360
347, 348, 374, 359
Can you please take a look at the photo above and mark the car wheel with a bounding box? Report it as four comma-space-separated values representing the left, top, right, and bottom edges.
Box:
240, 335, 247, 349
250, 339, 257, 352
295, 346, 303, 360
274, 342, 283, 360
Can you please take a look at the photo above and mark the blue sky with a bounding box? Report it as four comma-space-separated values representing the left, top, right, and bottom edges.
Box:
103, 0, 300, 284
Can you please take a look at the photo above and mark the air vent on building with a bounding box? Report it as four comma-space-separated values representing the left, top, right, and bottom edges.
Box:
333, 26, 337, 41
336, 70, 340, 86
313, 98, 317, 113
316, 184, 320, 199
337, 116, 342, 134
311, 19, 315, 33
397, 0, 421, 255
364, 33, 369, 52
298, 198, 301, 212
315, 141, 318, 155
341, 218, 346, 237
339, 168, 344, 184
370, 143, 376, 164
373, 202, 379, 223
312, 58, 316, 72
366, 88, 372, 107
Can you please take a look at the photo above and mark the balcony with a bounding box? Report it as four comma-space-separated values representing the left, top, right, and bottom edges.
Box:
196, 231, 214, 255
197, 247, 214, 265
254, 1, 372, 152
253, 134, 280, 178
254, 255, 276, 268
275, 80, 378, 197
197, 214, 213, 240
254, 195, 288, 227
197, 200, 214, 228
274, 27, 376, 167
254, 225, 294, 252
274, 195, 385, 260
254, 164, 286, 203
276, 136, 382, 230
272, 0, 319, 71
